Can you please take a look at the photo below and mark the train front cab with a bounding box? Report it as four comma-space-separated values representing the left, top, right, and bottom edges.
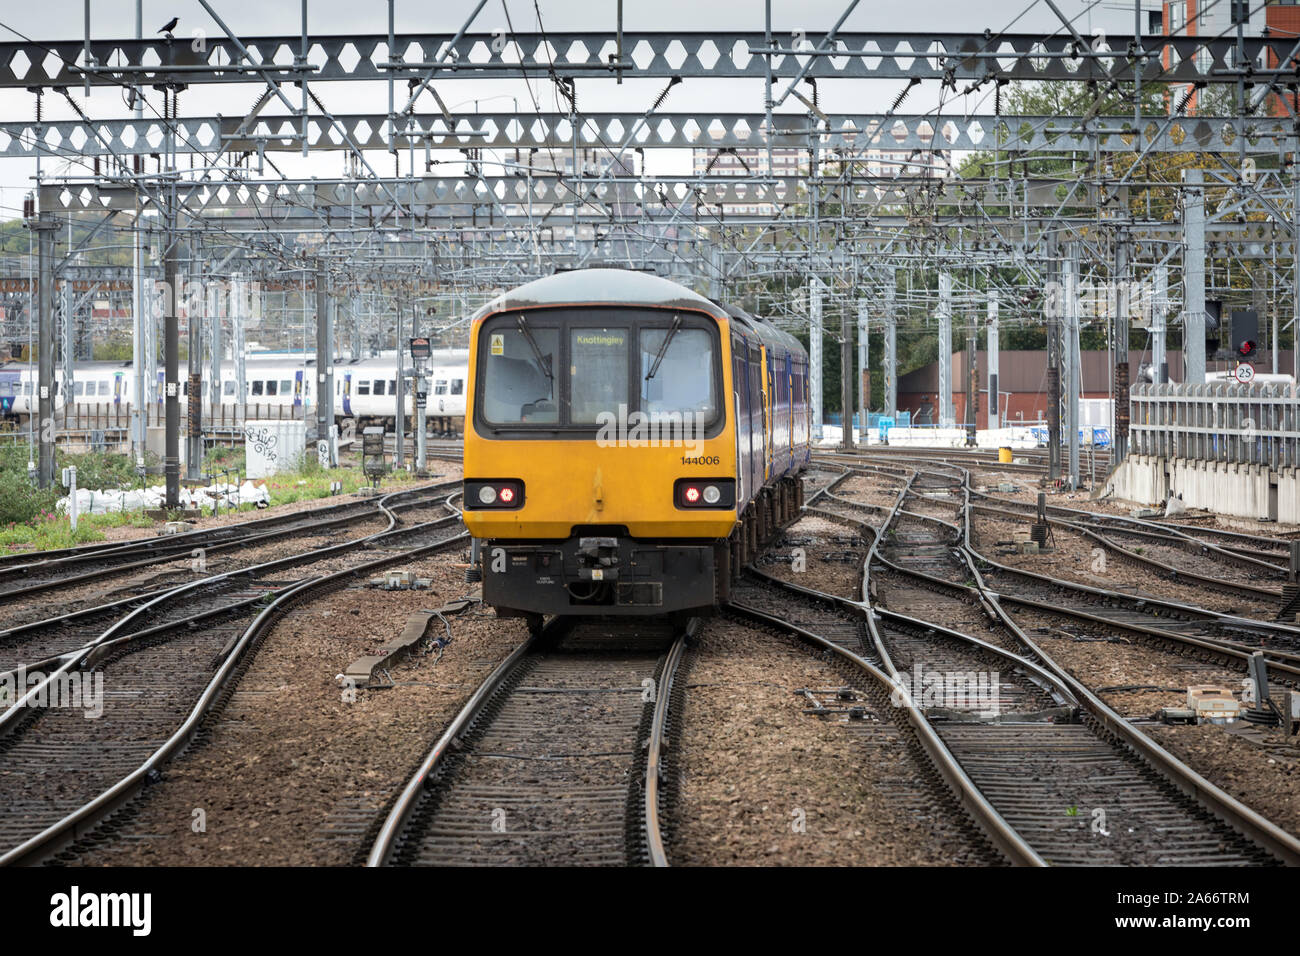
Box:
463, 299, 806, 627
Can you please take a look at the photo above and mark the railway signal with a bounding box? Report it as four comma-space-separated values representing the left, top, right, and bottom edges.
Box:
1230, 310, 1258, 363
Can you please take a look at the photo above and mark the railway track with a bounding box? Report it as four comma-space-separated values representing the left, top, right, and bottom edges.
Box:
768, 462, 1300, 865
0, 481, 459, 603
0, 494, 469, 865
972, 490, 1289, 582
368, 619, 691, 867
0, 483, 463, 675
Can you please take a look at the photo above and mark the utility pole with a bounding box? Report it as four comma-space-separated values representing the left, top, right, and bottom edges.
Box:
208, 273, 222, 408
232, 272, 247, 404
938, 272, 953, 427
1152, 264, 1168, 384
315, 261, 336, 467
163, 203, 181, 507
841, 299, 855, 449
131, 206, 146, 455
987, 292, 999, 429
61, 282, 74, 408
1113, 231, 1130, 463
1183, 169, 1206, 384
413, 305, 428, 472
809, 276, 823, 442
1046, 234, 1061, 481
856, 298, 868, 425
186, 239, 203, 480
1294, 168, 1300, 384
1065, 243, 1081, 488
964, 314, 978, 446
394, 298, 406, 469
883, 269, 897, 420
34, 207, 56, 488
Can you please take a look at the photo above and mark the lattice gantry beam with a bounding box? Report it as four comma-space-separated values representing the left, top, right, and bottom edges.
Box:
0, 32, 1293, 88
4, 111, 1295, 158
34, 175, 1144, 219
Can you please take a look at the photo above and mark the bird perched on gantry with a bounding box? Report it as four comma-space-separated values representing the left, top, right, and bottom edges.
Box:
158, 17, 179, 37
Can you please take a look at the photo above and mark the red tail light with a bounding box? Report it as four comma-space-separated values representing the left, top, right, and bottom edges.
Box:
464, 479, 525, 510
674, 478, 736, 509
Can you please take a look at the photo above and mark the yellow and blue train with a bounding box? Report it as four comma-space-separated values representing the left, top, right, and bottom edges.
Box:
462, 268, 811, 626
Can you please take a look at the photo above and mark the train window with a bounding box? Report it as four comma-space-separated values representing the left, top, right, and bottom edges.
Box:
280, 379, 292, 394
223, 381, 236, 396
265, 381, 277, 396
252, 381, 264, 396
388, 380, 396, 395
23, 382, 31, 394
570, 327, 628, 424
433, 380, 448, 395
357, 382, 370, 395
372, 380, 384, 395
480, 324, 559, 424
451, 379, 464, 395
640, 327, 716, 421
74, 381, 85, 396
99, 381, 110, 396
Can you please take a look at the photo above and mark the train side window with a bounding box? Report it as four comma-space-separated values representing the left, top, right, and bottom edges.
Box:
265, 381, 277, 396
451, 379, 464, 395
280, 379, 291, 394
434, 380, 448, 395
357, 381, 370, 395
223, 381, 235, 396
252, 380, 264, 396
23, 382, 32, 395
388, 380, 396, 395
99, 381, 110, 396
74, 381, 85, 396
372, 380, 384, 395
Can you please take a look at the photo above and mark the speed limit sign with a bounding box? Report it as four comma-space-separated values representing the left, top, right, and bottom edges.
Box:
1234, 362, 1255, 384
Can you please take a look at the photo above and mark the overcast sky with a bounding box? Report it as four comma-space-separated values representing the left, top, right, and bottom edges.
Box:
0, 0, 1164, 219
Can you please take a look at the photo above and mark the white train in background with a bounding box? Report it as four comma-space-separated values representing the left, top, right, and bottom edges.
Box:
0, 352, 468, 432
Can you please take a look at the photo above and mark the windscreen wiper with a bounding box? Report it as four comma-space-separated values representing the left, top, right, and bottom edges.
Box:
645, 315, 682, 381
516, 315, 553, 382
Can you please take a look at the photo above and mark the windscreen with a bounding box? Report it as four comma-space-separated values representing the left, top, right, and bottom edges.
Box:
479, 325, 559, 424
640, 328, 716, 420
476, 309, 721, 434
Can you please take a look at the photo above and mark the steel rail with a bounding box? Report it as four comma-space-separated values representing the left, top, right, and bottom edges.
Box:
0, 516, 470, 866
0, 486, 456, 737
799, 459, 1300, 865
645, 626, 692, 868
726, 598, 1046, 866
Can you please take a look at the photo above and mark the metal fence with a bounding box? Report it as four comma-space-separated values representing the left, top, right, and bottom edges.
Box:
60, 403, 303, 431
1130, 382, 1300, 468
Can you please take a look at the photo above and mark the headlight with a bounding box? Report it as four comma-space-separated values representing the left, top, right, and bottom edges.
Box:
464, 480, 525, 510
674, 478, 735, 509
